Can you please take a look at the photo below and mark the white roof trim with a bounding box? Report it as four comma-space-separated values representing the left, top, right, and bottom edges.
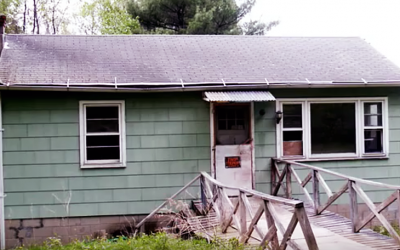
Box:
203, 91, 276, 102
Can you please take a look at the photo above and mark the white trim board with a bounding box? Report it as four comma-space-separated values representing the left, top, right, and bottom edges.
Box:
79, 100, 126, 169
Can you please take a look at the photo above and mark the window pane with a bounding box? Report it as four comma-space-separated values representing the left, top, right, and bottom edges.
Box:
218, 120, 226, 130
283, 104, 302, 128
227, 120, 235, 130
216, 106, 247, 131
227, 110, 235, 120
365, 129, 383, 153
86, 106, 119, 119
283, 131, 303, 156
364, 103, 382, 115
87, 120, 119, 133
87, 135, 120, 147
87, 147, 120, 161
236, 119, 245, 129
311, 103, 356, 154
364, 115, 382, 126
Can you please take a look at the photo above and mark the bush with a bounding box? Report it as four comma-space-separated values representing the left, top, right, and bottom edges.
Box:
13, 233, 253, 250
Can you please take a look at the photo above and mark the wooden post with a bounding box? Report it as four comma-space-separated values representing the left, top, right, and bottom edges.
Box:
295, 206, 319, 250
397, 189, 400, 228
200, 175, 207, 214
263, 200, 280, 250
238, 191, 247, 236
286, 164, 292, 199
348, 180, 358, 233
312, 170, 320, 215
271, 159, 277, 194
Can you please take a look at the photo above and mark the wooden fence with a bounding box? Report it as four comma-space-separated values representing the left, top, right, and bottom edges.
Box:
136, 171, 319, 250
272, 158, 400, 245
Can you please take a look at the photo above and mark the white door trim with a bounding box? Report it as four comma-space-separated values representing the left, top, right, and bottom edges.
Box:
210, 102, 216, 178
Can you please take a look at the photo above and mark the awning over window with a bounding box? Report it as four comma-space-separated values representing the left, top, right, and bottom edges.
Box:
203, 91, 276, 102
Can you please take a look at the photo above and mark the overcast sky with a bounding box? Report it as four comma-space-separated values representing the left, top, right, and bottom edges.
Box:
246, 0, 400, 66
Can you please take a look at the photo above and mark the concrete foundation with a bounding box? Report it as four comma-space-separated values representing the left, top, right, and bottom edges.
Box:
5, 214, 174, 249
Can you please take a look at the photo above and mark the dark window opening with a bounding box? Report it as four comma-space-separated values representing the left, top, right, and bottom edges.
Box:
85, 105, 121, 162
364, 130, 383, 153
311, 103, 356, 154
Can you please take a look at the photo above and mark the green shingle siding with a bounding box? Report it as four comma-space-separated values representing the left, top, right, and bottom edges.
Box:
3, 91, 209, 219
4, 87, 400, 219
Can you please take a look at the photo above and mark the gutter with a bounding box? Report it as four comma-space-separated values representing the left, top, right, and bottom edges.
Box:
2, 80, 400, 93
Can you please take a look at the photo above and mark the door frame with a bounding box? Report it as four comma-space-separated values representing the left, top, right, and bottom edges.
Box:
209, 102, 255, 189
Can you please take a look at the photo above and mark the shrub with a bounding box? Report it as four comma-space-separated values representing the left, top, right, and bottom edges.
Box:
12, 233, 255, 250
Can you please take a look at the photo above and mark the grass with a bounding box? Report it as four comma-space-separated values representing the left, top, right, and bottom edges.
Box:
372, 224, 400, 237
12, 233, 255, 250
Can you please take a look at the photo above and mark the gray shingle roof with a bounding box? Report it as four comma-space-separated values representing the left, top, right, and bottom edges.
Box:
1, 35, 400, 86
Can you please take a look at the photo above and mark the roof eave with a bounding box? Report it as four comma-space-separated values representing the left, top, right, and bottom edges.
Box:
1, 81, 400, 93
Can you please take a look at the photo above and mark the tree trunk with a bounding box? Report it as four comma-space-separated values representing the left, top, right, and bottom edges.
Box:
32, 0, 37, 34
52, 6, 56, 34
23, 0, 27, 33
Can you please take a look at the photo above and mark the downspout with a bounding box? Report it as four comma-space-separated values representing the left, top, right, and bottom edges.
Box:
0, 15, 6, 250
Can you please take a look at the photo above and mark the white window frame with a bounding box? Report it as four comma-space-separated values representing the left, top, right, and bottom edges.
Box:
79, 100, 126, 169
276, 97, 389, 160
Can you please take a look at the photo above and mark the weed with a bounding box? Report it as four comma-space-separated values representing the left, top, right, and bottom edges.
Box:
12, 233, 256, 250
372, 223, 400, 236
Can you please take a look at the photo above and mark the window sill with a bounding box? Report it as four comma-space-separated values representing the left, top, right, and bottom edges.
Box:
279, 155, 388, 163
80, 163, 126, 169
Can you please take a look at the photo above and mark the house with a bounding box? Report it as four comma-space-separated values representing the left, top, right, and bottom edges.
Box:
1, 15, 400, 248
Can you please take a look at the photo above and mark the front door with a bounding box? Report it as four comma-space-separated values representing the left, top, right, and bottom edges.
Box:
213, 104, 253, 195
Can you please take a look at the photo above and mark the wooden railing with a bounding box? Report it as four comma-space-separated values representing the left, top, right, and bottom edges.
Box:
272, 158, 400, 245
136, 172, 319, 250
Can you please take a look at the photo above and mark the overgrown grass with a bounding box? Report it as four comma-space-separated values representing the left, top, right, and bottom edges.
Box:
12, 233, 255, 250
373, 224, 400, 236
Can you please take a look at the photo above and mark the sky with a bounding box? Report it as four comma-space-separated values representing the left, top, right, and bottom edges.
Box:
245, 0, 400, 66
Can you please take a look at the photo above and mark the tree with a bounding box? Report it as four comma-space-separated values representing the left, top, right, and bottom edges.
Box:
128, 0, 278, 35
239, 20, 279, 36
0, 0, 23, 33
41, 0, 70, 35
78, 0, 140, 35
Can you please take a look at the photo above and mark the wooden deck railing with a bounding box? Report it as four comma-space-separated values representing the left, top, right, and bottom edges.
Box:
136, 172, 319, 250
272, 158, 400, 245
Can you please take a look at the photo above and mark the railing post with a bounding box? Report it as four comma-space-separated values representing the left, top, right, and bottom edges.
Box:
286, 164, 292, 199
271, 159, 277, 194
200, 175, 207, 214
348, 180, 358, 233
239, 191, 247, 236
312, 170, 320, 215
397, 189, 400, 228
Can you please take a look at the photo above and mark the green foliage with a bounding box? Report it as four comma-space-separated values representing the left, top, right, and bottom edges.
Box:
0, 0, 23, 33
373, 224, 400, 237
239, 20, 280, 36
12, 233, 251, 250
128, 0, 277, 35
79, 0, 140, 35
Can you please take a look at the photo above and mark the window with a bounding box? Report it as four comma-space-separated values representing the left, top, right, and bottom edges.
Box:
79, 101, 126, 168
215, 105, 250, 145
282, 104, 303, 157
277, 98, 388, 160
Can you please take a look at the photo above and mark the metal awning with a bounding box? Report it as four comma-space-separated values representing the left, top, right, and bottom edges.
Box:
203, 91, 276, 102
